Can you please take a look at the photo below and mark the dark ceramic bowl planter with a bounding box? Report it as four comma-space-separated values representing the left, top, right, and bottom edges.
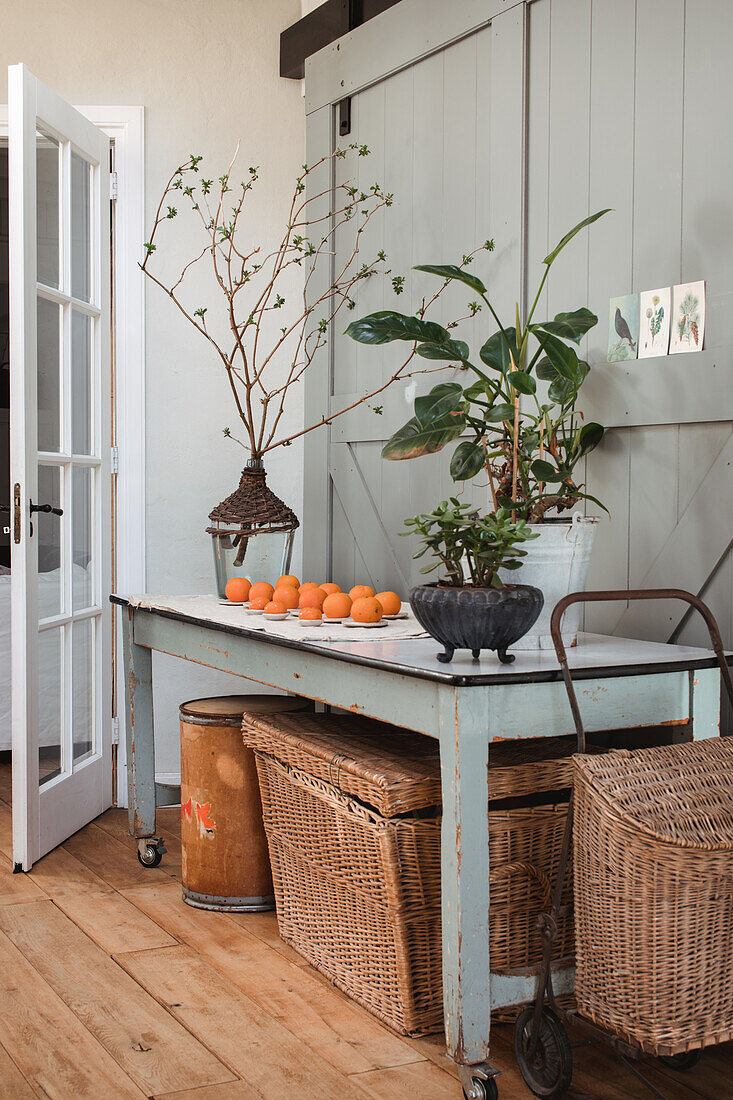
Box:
410, 583, 544, 664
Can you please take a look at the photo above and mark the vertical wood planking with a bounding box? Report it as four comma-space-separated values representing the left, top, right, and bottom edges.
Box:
631, 0, 685, 289
584, 429, 631, 633
628, 426, 680, 579
585, 0, 636, 364
411, 51, 445, 312
681, 1, 733, 348
441, 33, 479, 325
303, 105, 335, 579
545, 0, 591, 321
331, 93, 360, 398
525, 0, 551, 320
675, 0, 733, 734
487, 7, 526, 322
582, 0, 637, 630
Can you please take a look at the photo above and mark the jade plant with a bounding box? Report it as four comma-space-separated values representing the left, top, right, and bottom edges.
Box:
346, 210, 611, 521
403, 500, 538, 588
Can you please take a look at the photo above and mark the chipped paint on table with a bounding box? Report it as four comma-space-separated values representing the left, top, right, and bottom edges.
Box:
114, 594, 726, 1072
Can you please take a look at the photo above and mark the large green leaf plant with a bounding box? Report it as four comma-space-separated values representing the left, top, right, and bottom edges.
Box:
346, 210, 611, 522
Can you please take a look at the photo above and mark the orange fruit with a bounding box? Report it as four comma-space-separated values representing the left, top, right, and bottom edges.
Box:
299, 607, 322, 621
351, 596, 383, 623
299, 581, 320, 593
319, 582, 341, 596
264, 600, 286, 616
299, 587, 326, 610
273, 584, 299, 610
277, 574, 300, 589
349, 584, 375, 601
225, 577, 251, 603
249, 581, 274, 603
375, 591, 401, 616
249, 596, 267, 611
323, 592, 352, 619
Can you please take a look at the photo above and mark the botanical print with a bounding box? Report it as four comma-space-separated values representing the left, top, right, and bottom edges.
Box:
607, 294, 639, 361
670, 280, 705, 354
639, 287, 671, 358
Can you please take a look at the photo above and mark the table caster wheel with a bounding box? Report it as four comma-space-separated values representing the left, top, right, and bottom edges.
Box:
659, 1050, 701, 1071
514, 1006, 572, 1099
463, 1077, 498, 1099
137, 838, 166, 867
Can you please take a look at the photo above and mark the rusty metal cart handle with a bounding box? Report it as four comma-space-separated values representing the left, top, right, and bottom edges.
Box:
550, 589, 733, 753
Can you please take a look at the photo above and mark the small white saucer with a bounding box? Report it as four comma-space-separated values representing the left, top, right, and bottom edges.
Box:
298, 618, 323, 627
264, 613, 288, 621
343, 618, 388, 628
323, 616, 349, 622
246, 607, 264, 615
219, 599, 247, 606
383, 610, 407, 620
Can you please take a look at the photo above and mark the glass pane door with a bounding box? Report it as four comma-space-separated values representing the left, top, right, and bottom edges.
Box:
9, 64, 111, 869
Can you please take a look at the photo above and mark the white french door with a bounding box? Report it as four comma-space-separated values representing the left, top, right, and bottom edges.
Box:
9, 64, 112, 870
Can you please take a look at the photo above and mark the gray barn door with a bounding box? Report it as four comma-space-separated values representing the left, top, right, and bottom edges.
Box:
302, 1, 526, 591
304, 0, 733, 726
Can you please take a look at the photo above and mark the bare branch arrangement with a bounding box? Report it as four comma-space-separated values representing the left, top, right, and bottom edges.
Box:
141, 143, 457, 462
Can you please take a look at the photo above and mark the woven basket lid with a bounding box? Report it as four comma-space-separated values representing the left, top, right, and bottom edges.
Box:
574, 738, 733, 850
207, 466, 299, 536
243, 711, 442, 816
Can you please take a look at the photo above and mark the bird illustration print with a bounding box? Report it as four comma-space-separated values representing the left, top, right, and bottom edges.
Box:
614, 307, 636, 351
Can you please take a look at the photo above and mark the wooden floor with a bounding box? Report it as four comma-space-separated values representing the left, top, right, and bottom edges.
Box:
0, 763, 729, 1098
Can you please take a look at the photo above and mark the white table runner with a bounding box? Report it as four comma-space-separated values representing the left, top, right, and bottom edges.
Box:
127, 594, 428, 642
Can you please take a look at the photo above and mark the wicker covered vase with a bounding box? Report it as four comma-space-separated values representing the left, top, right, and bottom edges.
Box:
207, 463, 299, 598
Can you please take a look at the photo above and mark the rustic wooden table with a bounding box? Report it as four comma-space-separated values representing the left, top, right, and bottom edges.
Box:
112, 594, 725, 1093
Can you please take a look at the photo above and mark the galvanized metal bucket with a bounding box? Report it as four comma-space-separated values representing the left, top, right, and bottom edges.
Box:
500, 516, 598, 649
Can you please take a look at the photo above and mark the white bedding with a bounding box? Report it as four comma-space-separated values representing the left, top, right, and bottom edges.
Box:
0, 568, 93, 750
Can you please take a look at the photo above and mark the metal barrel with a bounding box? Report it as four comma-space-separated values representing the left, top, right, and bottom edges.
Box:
179, 694, 309, 911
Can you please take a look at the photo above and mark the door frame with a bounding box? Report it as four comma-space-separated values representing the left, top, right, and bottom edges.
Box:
78, 107, 146, 808
0, 103, 145, 809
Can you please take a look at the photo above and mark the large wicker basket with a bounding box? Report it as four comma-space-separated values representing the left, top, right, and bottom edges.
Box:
573, 737, 733, 1057
243, 711, 580, 1034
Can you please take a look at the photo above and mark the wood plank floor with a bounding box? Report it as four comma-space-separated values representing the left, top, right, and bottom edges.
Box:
0, 762, 729, 1099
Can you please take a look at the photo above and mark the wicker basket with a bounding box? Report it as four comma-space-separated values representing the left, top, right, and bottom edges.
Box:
243, 712, 580, 1034
573, 737, 733, 1057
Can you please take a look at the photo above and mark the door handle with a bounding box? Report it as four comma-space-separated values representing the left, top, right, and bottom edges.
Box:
27, 498, 64, 539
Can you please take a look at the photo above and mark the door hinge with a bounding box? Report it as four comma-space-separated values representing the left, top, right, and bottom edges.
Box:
112, 716, 120, 745
110, 171, 118, 201
338, 96, 352, 137
111, 445, 119, 474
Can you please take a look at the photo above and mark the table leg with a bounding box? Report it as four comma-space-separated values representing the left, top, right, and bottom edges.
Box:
690, 666, 721, 740
438, 686, 494, 1078
121, 607, 158, 852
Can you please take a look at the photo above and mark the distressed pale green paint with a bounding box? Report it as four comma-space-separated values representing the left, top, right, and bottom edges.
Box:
119, 602, 725, 1070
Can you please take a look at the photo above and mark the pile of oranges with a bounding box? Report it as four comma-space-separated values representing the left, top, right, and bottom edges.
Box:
224, 574, 401, 626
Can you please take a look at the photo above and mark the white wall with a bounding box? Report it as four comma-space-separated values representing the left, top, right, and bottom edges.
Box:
0, 0, 306, 779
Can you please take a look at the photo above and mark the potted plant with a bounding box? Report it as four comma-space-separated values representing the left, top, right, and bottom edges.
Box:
346, 210, 611, 646
403, 499, 542, 663
141, 144, 442, 596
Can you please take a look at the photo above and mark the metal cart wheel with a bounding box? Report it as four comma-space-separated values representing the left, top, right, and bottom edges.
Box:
462, 1075, 499, 1099
514, 1006, 573, 1100
137, 839, 165, 867
659, 1051, 702, 1071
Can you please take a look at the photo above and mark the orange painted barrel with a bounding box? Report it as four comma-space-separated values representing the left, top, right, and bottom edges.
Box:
179, 695, 309, 911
